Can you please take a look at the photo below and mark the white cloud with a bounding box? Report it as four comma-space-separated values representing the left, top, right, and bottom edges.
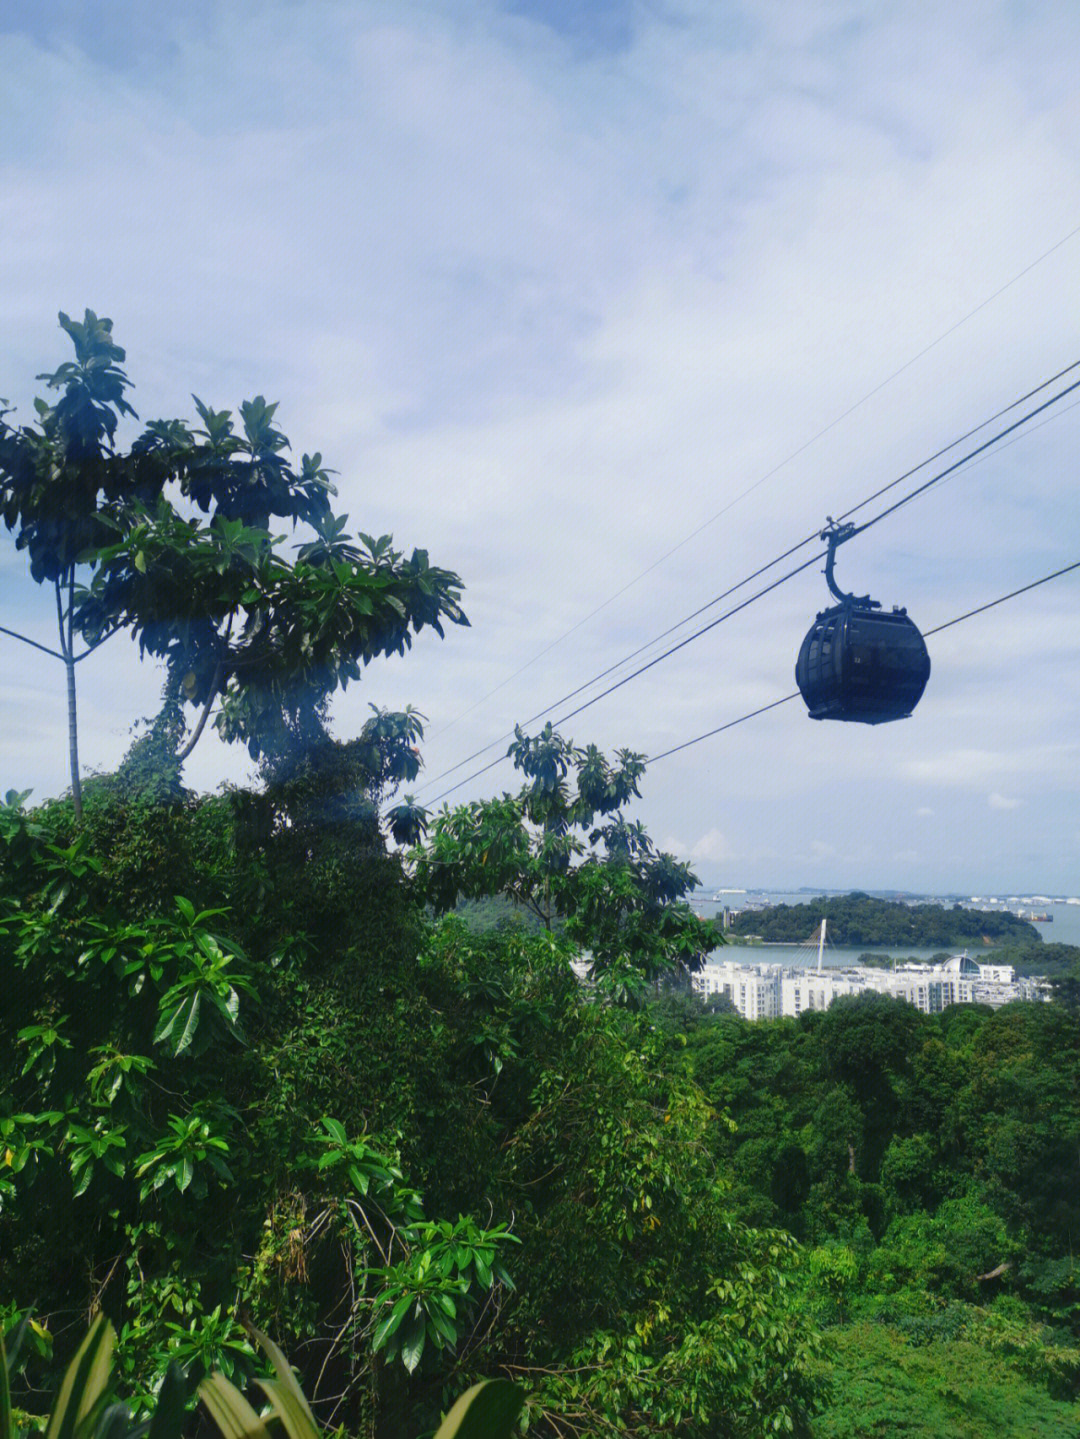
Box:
691, 827, 736, 864
988, 792, 1023, 811
2, 1, 1080, 892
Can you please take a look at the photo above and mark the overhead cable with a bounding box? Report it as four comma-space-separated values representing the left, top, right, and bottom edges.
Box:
427, 556, 1078, 801
647, 559, 1080, 764
427, 221, 1080, 743
420, 368, 1080, 797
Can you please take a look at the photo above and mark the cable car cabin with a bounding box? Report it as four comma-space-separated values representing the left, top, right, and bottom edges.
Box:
796, 603, 931, 724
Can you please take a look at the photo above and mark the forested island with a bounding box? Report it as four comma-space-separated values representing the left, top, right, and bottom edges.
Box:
3, 317, 1079, 1438
728, 892, 1040, 947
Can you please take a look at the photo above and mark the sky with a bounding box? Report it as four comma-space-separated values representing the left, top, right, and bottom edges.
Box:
1, 0, 1079, 896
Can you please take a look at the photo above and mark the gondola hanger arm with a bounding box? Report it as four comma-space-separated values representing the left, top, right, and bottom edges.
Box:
820, 517, 879, 608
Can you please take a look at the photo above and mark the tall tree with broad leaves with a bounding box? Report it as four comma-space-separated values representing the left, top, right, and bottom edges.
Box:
1, 312, 469, 811
0, 311, 141, 817
413, 724, 721, 1000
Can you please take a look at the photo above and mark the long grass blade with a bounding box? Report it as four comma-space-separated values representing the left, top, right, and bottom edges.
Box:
248, 1330, 318, 1439
1, 1332, 12, 1439
198, 1374, 273, 1439
44, 1314, 115, 1439
433, 1380, 524, 1439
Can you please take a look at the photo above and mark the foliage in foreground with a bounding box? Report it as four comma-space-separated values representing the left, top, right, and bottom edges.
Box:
0, 1310, 523, 1439
0, 766, 821, 1437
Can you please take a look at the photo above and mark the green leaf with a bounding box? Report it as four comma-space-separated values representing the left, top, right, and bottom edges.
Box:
44, 1313, 115, 1439
173, 992, 202, 1055
248, 1327, 320, 1439
198, 1374, 273, 1439
372, 1294, 413, 1352
433, 1380, 525, 1439
346, 1163, 369, 1195
400, 1314, 426, 1374
146, 1362, 195, 1439
426, 1304, 458, 1348
0, 1331, 12, 1439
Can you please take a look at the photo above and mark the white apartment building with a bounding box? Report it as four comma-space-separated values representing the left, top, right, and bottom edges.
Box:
694, 952, 1050, 1020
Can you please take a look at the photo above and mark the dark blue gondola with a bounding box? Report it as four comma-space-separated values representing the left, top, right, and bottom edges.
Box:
796, 521, 930, 724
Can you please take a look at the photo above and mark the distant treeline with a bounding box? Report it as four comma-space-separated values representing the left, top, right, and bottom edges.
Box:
728, 891, 1040, 946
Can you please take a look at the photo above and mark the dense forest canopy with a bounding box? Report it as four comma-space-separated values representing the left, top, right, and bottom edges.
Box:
3, 318, 1079, 1438
728, 893, 1040, 947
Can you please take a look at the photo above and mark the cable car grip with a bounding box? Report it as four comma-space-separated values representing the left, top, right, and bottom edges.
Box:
820, 517, 879, 609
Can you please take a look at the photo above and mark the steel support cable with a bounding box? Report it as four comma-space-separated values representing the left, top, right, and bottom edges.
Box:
426, 557, 1080, 802
550, 369, 1080, 725
427, 223, 1080, 744
547, 371, 1080, 738
424, 548, 827, 805
419, 369, 1080, 796
847, 374, 1080, 542
529, 360, 1080, 728
647, 559, 1080, 764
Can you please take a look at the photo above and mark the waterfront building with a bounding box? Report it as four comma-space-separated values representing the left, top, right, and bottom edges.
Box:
694, 952, 1050, 1020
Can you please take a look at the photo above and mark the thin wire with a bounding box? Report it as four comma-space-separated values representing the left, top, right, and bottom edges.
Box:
419, 556, 1078, 819
648, 695, 801, 763
427, 222, 1080, 743
922, 560, 1080, 636
418, 361, 1080, 792
421, 370, 1080, 797
649, 559, 1080, 764
850, 374, 1080, 540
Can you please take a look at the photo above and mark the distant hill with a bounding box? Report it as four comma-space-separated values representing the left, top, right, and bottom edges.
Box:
727, 892, 1040, 946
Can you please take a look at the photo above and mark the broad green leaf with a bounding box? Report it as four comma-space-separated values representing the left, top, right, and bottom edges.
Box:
426, 1304, 458, 1348
248, 1326, 320, 1439
400, 1315, 426, 1374
44, 1312, 115, 1439
198, 1373, 273, 1439
253, 1380, 319, 1439
433, 1380, 525, 1439
174, 993, 202, 1055
147, 1361, 193, 1439
346, 1163, 369, 1195
1, 1331, 12, 1439
96, 1402, 136, 1439
372, 1294, 413, 1352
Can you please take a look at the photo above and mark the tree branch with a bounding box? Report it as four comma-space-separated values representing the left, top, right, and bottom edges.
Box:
55, 579, 71, 662
176, 659, 224, 762
73, 627, 121, 663
0, 623, 66, 661
176, 615, 232, 763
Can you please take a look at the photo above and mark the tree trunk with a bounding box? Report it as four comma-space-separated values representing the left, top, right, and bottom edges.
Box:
57, 576, 83, 821
65, 652, 83, 819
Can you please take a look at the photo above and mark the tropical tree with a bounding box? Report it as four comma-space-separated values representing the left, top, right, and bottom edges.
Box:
0, 312, 469, 813
413, 724, 720, 997
0, 311, 140, 816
